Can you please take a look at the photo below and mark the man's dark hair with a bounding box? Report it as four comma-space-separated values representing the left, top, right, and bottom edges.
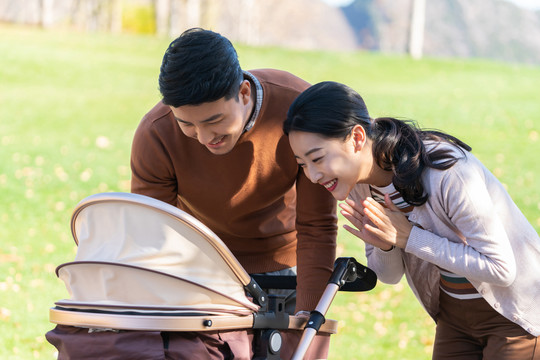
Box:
158, 28, 243, 107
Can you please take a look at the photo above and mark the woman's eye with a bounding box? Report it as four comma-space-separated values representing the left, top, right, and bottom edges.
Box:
312, 157, 323, 163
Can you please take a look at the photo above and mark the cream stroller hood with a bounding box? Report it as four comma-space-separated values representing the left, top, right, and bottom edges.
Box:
56, 192, 259, 316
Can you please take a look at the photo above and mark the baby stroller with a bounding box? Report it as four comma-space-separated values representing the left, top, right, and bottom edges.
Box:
46, 192, 377, 359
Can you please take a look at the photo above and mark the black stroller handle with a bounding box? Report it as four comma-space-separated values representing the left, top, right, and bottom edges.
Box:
250, 275, 297, 290
331, 257, 377, 292
250, 257, 376, 292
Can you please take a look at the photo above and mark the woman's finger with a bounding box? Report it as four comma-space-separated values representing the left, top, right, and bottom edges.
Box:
344, 224, 390, 249
342, 224, 363, 239
363, 206, 386, 229
344, 197, 366, 215
384, 193, 401, 212
338, 202, 354, 215
340, 200, 365, 221
363, 197, 388, 220
364, 221, 390, 242
340, 210, 365, 229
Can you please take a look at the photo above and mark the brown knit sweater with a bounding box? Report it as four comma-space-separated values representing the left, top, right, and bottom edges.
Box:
130, 69, 337, 311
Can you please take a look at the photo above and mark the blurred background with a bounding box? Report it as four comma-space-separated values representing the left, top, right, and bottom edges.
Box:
1, 1, 539, 359
2, 0, 540, 64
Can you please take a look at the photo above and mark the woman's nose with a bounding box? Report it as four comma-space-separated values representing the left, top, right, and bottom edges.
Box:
306, 165, 323, 184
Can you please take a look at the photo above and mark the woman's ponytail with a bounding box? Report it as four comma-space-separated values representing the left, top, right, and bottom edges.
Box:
371, 118, 471, 206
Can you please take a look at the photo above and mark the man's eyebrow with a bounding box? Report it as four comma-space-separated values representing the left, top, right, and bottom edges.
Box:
174, 114, 223, 124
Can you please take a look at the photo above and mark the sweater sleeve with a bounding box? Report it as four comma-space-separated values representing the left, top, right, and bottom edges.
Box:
405, 157, 516, 287
130, 116, 178, 207
365, 245, 405, 284
294, 171, 338, 312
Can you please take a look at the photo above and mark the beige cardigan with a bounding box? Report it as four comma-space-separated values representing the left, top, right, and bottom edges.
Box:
350, 144, 540, 336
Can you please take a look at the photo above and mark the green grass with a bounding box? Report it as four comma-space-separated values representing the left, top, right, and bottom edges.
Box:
0, 25, 538, 359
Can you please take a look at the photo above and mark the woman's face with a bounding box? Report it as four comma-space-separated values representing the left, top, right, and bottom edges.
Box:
288, 127, 373, 201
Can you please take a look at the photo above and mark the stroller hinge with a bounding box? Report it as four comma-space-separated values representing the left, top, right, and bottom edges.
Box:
245, 277, 269, 311
252, 295, 289, 329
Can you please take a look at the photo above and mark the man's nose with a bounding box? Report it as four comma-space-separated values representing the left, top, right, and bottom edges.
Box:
196, 129, 213, 145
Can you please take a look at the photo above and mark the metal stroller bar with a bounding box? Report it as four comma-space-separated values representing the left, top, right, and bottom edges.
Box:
291, 257, 377, 360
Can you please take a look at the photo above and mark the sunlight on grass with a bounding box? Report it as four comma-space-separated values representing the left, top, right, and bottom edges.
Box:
1, 24, 539, 359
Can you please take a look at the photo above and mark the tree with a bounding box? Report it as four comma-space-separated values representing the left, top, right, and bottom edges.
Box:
154, 0, 170, 36
39, 0, 54, 28
409, 0, 426, 59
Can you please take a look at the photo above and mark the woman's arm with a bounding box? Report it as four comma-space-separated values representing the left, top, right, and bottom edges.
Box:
405, 158, 516, 286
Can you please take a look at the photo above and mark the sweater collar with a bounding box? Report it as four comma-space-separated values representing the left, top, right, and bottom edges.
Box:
242, 70, 263, 133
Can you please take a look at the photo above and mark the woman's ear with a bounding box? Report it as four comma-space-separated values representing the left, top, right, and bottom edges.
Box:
351, 125, 367, 152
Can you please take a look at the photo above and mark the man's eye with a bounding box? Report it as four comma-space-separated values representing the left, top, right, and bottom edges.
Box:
297, 163, 306, 168
209, 119, 221, 125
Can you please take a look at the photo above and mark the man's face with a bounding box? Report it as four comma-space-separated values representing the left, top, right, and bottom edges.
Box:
171, 80, 253, 155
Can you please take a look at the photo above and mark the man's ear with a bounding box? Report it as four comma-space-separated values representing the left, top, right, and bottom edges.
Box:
239, 80, 251, 105
351, 125, 367, 152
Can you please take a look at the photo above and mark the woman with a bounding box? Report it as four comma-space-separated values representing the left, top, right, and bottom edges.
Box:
283, 81, 540, 359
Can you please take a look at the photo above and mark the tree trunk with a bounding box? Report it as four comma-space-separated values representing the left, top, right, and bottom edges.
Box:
40, 0, 54, 28
185, 0, 200, 29
169, 0, 182, 37
154, 0, 170, 36
409, 0, 426, 59
109, 0, 122, 33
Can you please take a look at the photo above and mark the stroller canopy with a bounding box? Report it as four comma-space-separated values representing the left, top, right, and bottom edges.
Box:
56, 192, 259, 316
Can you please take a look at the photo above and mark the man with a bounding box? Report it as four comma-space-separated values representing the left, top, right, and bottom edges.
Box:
130, 28, 337, 359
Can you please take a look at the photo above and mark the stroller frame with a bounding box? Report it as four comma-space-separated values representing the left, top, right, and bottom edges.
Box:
48, 192, 376, 359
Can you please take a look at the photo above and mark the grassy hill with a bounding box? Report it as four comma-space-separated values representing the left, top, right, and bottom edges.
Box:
0, 25, 538, 360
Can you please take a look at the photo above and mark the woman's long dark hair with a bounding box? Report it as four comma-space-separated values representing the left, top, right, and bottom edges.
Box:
283, 81, 471, 206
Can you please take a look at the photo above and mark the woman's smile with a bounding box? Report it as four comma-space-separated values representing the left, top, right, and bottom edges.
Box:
322, 178, 338, 192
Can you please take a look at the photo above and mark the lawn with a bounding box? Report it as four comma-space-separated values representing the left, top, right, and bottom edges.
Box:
0, 25, 538, 359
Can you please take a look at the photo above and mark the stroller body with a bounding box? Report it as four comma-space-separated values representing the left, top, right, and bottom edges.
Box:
47, 192, 375, 359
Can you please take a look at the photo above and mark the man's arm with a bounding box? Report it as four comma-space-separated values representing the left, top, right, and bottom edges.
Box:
130, 115, 178, 207
294, 171, 338, 312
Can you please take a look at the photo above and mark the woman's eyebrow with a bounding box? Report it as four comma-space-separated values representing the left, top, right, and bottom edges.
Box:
304, 148, 322, 157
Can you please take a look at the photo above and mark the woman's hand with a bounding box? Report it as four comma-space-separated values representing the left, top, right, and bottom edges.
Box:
339, 197, 393, 250
339, 195, 413, 250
